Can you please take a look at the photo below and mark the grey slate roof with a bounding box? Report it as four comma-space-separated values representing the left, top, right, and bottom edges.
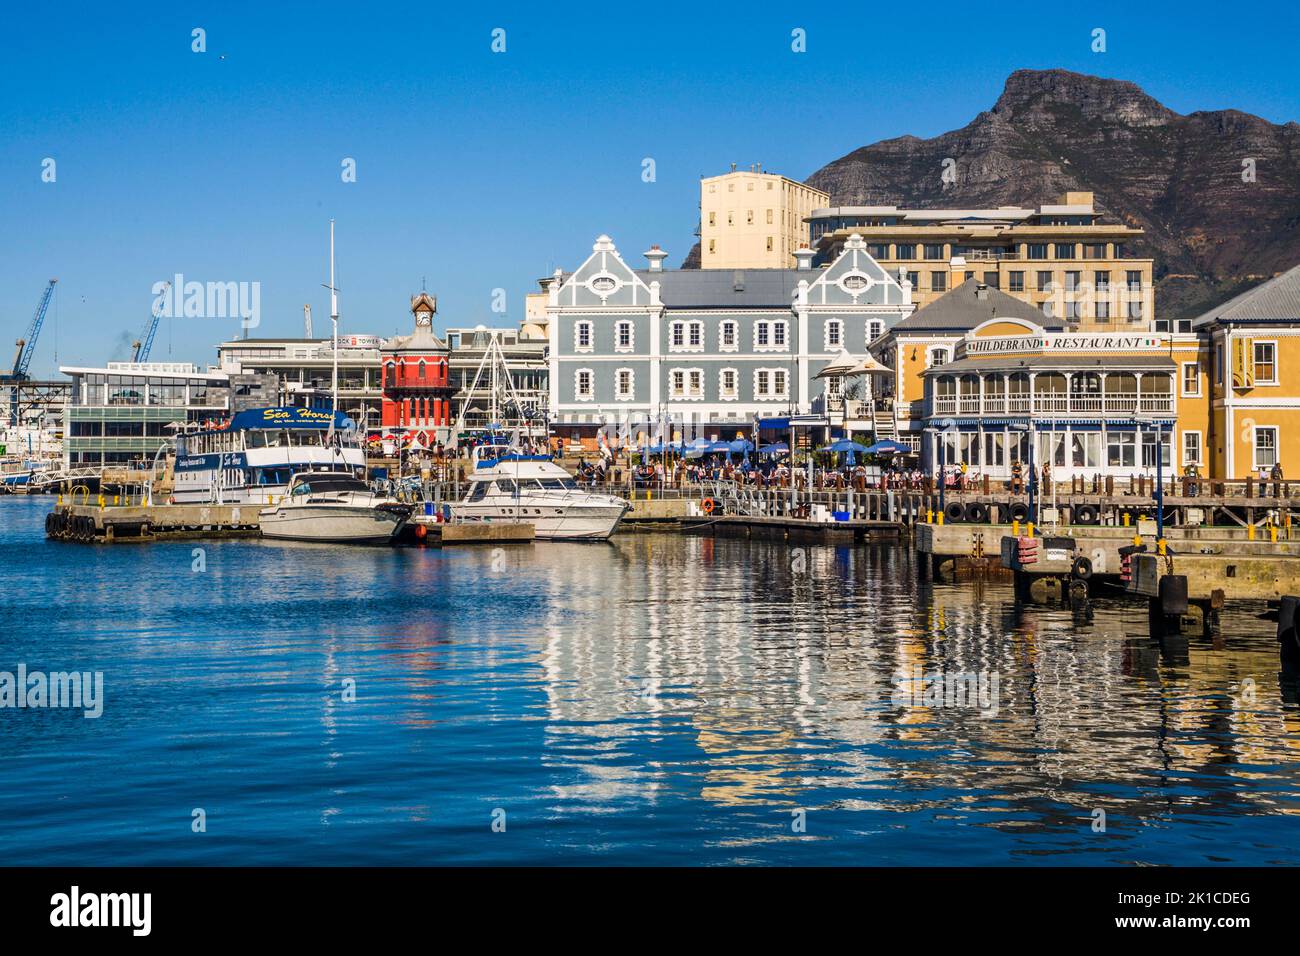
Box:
928, 353, 1175, 375
893, 278, 1063, 332
633, 269, 802, 308
1193, 263, 1300, 327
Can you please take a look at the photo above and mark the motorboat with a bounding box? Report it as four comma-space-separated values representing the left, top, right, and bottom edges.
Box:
453, 446, 629, 540
258, 471, 412, 543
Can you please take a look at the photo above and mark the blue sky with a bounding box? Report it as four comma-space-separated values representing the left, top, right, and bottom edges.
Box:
2, 1, 1298, 375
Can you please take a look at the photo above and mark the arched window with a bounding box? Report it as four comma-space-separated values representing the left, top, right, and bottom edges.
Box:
418, 360, 427, 379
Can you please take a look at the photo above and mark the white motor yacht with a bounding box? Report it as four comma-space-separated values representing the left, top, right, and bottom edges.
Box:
258, 472, 412, 543
454, 447, 629, 540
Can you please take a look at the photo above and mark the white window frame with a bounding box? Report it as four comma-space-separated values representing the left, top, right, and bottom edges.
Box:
755, 320, 788, 353
754, 367, 789, 400
1253, 340, 1279, 386
719, 367, 739, 401
615, 367, 635, 401
615, 321, 635, 353
1182, 430, 1202, 466
669, 321, 685, 349
1180, 361, 1201, 397
719, 320, 738, 352
669, 320, 704, 353
1254, 425, 1279, 469
574, 367, 594, 401
927, 346, 950, 368
670, 367, 704, 400
574, 321, 594, 353
688, 321, 703, 349
867, 319, 885, 343
824, 319, 842, 351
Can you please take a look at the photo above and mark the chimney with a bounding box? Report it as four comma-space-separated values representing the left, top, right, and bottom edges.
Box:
974, 283, 989, 301
733, 270, 745, 292
644, 244, 668, 272
794, 244, 815, 271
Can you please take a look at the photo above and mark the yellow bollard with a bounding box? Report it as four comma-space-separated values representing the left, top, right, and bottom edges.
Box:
1027, 521, 1035, 537
1271, 525, 1279, 543
1248, 523, 1256, 541
57, 494, 62, 505
937, 512, 945, 526
1011, 519, 1020, 537
114, 494, 120, 506
1157, 538, 1167, 556
1133, 534, 1142, 548
926, 509, 933, 523
1121, 512, 1130, 527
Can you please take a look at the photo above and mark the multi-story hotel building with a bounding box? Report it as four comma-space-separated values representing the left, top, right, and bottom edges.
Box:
699, 165, 829, 269
808, 192, 1157, 332
547, 233, 914, 448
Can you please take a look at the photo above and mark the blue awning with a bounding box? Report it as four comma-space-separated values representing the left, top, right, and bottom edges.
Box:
226, 406, 353, 431
757, 417, 790, 430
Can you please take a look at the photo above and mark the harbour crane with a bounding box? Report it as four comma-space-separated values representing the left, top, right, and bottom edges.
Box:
131, 281, 170, 362
4, 278, 58, 427
9, 279, 57, 379
304, 303, 313, 338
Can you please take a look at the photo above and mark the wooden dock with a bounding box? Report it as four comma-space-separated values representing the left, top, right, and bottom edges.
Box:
45, 503, 260, 542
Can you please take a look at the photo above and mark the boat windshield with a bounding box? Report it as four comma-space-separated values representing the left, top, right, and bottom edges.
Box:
528, 478, 577, 492
290, 475, 368, 495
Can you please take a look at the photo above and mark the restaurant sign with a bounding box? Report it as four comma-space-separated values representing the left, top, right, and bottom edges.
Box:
965, 334, 1164, 355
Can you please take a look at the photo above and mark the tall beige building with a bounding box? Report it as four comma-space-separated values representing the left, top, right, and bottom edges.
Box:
699, 165, 829, 269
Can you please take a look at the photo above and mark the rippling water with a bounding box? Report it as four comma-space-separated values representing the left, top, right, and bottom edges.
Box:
2, 496, 1298, 865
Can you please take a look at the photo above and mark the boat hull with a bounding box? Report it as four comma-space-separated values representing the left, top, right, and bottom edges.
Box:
257, 504, 407, 543
452, 502, 628, 540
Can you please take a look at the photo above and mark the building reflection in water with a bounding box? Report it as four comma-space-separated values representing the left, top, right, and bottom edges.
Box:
520, 534, 1300, 831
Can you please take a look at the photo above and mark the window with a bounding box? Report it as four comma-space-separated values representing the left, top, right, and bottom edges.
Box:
1083, 242, 1107, 259
1037, 270, 1054, 292
575, 321, 593, 351
670, 368, 704, 400
720, 321, 737, 351
868, 319, 884, 342
418, 360, 427, 378
896, 243, 916, 260
720, 368, 738, 400
1027, 243, 1048, 260
1071, 432, 1101, 468
755, 321, 787, 351
826, 375, 842, 399
754, 368, 788, 399
1254, 426, 1278, 469
708, 212, 715, 226
1064, 270, 1081, 291
766, 237, 773, 251
906, 270, 919, 289
616, 321, 634, 351
1215, 343, 1224, 384
766, 209, 773, 224
688, 322, 702, 348
1127, 271, 1145, 319
931, 271, 947, 293
575, 368, 594, 400
1141, 432, 1171, 468
1106, 431, 1136, 468
1181, 361, 1201, 397
1254, 341, 1278, 384
924, 243, 945, 261
1008, 271, 1025, 292
747, 210, 754, 224
708, 240, 715, 253
825, 319, 842, 349
1056, 243, 1076, 259
929, 346, 949, 368
616, 368, 634, 400
1094, 270, 1110, 291
1182, 431, 1202, 466
983, 271, 999, 289
868, 243, 889, 259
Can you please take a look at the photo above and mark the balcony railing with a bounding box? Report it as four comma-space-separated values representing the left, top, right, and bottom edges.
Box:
933, 392, 1172, 416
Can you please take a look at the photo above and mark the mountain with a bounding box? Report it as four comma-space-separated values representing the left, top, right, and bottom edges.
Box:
685, 69, 1300, 318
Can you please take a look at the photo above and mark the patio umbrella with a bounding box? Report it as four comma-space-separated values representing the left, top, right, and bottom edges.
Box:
827, 438, 870, 468
864, 440, 910, 455
759, 441, 789, 454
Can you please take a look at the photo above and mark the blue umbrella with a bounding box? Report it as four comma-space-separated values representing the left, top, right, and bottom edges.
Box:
864, 439, 910, 455
827, 439, 870, 453
759, 442, 789, 454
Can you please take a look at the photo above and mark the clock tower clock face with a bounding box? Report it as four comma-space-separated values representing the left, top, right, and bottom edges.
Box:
415, 310, 431, 328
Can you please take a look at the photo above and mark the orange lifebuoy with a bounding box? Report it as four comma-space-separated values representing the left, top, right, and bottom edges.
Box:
702, 498, 716, 514
414, 523, 427, 539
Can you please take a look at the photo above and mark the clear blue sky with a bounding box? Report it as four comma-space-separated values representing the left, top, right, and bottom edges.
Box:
3, 1, 1298, 376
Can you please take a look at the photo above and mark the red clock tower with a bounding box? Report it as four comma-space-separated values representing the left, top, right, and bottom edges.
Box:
380, 291, 454, 446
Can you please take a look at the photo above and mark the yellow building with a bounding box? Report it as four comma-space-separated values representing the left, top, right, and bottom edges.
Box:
699, 165, 829, 269
1194, 263, 1300, 479
809, 192, 1157, 332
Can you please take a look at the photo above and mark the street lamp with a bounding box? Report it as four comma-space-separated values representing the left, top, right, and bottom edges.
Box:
1134, 412, 1168, 541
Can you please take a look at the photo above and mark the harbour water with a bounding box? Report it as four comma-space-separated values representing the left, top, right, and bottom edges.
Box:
2, 495, 1298, 865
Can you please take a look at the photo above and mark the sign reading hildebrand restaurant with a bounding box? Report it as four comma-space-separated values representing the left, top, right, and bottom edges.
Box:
964, 334, 1165, 355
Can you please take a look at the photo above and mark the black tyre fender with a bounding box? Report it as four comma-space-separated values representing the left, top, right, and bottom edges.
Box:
965, 502, 988, 523
1072, 555, 1093, 580
1074, 504, 1098, 525
943, 501, 965, 523
1008, 501, 1030, 523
